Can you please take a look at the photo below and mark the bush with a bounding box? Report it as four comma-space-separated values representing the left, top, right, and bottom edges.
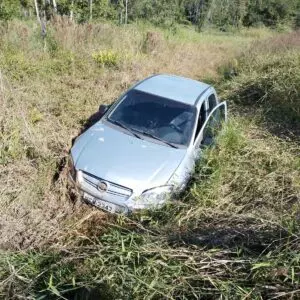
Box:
92, 49, 119, 67
0, 0, 21, 21
142, 31, 163, 54
295, 12, 300, 29
0, 51, 37, 80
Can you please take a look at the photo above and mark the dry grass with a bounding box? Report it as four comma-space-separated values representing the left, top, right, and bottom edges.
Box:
0, 19, 259, 251
0, 18, 299, 299
220, 30, 300, 139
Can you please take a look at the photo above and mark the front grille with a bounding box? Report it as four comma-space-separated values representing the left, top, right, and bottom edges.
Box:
81, 171, 132, 202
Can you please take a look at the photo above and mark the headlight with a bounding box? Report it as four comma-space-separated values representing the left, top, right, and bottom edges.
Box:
127, 186, 173, 210
68, 155, 76, 180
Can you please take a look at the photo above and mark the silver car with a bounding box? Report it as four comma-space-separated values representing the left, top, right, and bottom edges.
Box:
69, 74, 227, 214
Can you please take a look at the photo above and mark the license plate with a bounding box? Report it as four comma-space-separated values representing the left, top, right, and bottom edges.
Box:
83, 193, 124, 214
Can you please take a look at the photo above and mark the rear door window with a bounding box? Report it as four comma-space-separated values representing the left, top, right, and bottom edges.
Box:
201, 102, 227, 146
208, 94, 217, 113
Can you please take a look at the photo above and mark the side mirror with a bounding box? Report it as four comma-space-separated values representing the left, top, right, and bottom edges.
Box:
99, 104, 109, 115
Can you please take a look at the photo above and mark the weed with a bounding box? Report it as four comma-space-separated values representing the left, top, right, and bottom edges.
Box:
92, 49, 119, 67
0, 20, 299, 299
220, 31, 300, 136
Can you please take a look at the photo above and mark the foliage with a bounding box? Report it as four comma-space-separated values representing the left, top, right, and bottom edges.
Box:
220, 30, 300, 132
295, 11, 300, 28
0, 20, 299, 300
1, 118, 300, 299
67, 0, 117, 23
207, 0, 248, 28
184, 0, 212, 31
243, 0, 299, 27
126, 0, 184, 27
0, 0, 22, 20
92, 49, 119, 67
0, 0, 299, 30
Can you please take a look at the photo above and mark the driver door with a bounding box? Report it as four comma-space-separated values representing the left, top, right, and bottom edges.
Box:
194, 101, 227, 150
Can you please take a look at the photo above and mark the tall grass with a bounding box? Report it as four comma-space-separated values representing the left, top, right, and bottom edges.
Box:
220, 30, 300, 137
0, 19, 259, 250
1, 118, 299, 299
0, 19, 299, 299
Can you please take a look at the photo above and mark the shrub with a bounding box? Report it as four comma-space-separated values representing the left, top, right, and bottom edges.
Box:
0, 51, 37, 80
0, 126, 23, 164
142, 31, 163, 54
92, 49, 119, 67
295, 12, 300, 29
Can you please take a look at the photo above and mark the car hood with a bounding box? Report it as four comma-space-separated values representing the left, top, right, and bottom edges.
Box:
71, 122, 187, 193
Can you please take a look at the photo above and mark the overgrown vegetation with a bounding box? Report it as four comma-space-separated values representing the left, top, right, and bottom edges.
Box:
92, 49, 119, 67
221, 30, 300, 137
0, 19, 300, 299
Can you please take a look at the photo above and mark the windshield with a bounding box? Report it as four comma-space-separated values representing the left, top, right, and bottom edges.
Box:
107, 89, 196, 146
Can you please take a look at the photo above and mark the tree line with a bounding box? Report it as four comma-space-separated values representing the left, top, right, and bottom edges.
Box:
0, 0, 299, 29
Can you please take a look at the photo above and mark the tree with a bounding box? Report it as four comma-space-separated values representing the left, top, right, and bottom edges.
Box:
243, 0, 297, 27
89, 0, 93, 19
0, 0, 22, 20
52, 0, 57, 13
125, 0, 128, 24
33, 0, 41, 22
127, 0, 182, 27
0, 0, 297, 29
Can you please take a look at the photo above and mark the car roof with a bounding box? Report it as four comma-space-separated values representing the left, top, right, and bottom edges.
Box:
134, 74, 211, 106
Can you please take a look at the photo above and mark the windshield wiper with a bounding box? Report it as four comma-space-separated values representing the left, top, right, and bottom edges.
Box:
108, 119, 142, 139
131, 129, 178, 149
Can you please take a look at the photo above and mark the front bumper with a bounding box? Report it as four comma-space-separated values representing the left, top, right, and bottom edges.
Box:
68, 171, 172, 214
68, 172, 130, 214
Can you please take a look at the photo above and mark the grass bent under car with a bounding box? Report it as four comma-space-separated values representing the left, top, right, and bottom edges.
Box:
69, 74, 227, 214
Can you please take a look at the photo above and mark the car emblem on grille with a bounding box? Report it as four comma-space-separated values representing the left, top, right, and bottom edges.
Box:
98, 181, 108, 192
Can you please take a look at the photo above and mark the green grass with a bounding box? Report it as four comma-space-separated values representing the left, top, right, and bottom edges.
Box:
219, 30, 300, 136
1, 118, 299, 299
0, 20, 299, 299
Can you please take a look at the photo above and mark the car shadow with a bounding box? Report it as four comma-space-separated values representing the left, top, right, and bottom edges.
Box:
79, 110, 105, 135
167, 218, 290, 256
52, 110, 104, 185
262, 120, 300, 144
230, 99, 300, 143
63, 285, 113, 300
